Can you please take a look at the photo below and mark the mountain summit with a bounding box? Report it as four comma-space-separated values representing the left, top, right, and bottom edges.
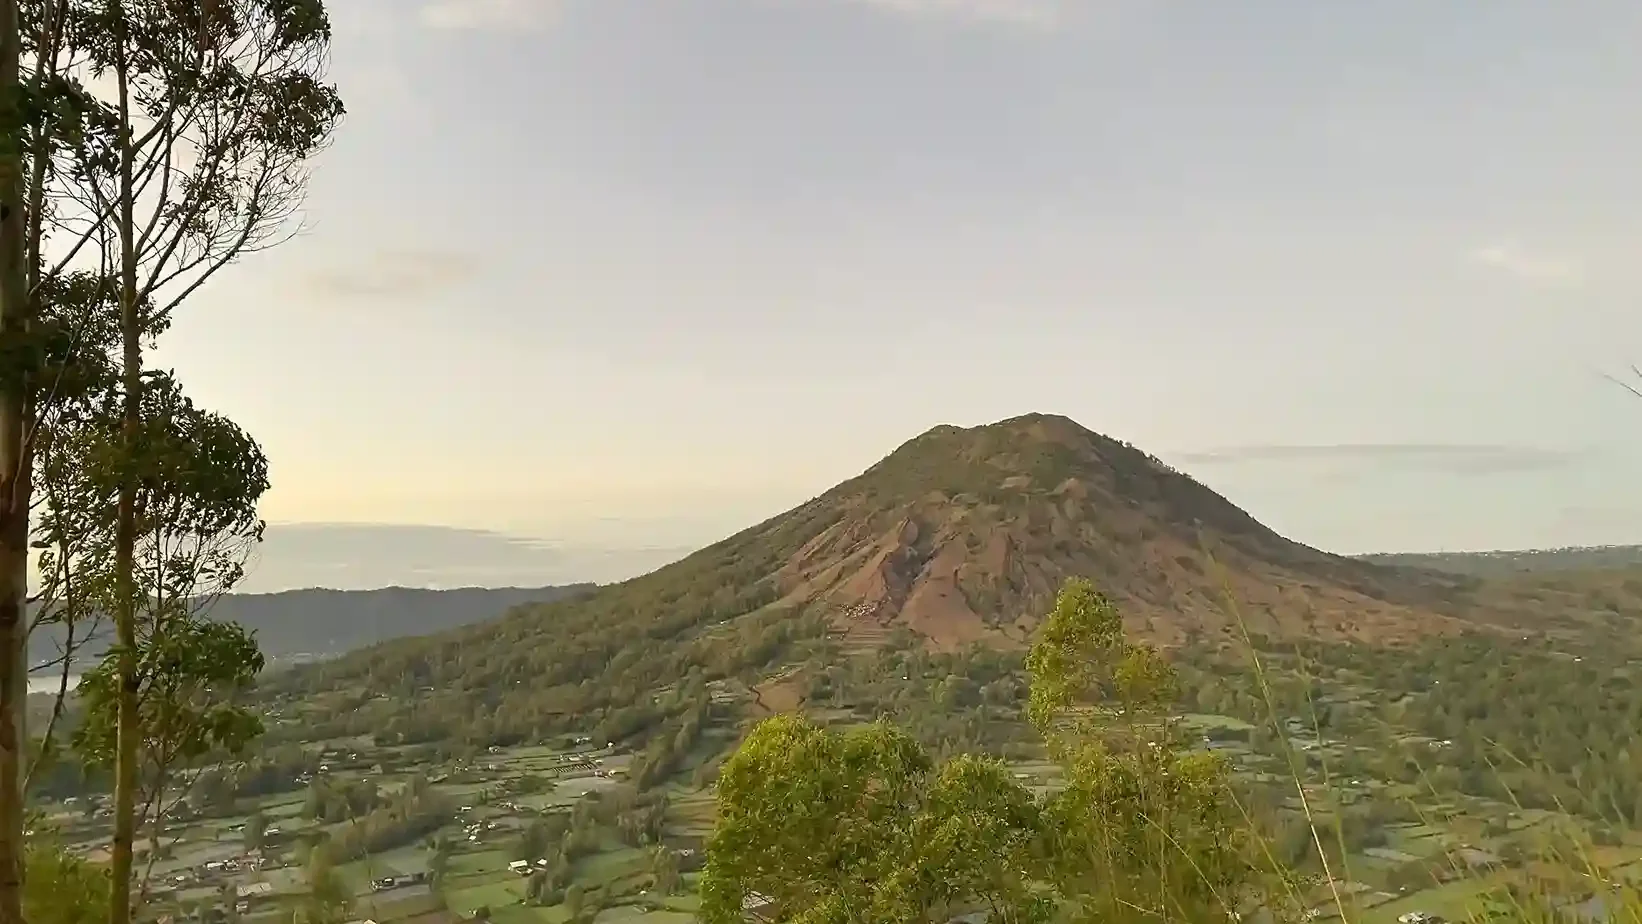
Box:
276, 414, 1570, 737
716, 413, 1464, 649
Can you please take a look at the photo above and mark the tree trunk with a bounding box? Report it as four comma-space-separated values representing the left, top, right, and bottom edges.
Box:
109, 6, 142, 921
0, 0, 30, 916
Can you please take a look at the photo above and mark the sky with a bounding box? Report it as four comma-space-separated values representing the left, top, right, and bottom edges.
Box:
142, 0, 1642, 592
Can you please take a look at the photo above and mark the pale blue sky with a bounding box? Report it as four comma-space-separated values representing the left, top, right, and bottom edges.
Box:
149, 0, 1642, 590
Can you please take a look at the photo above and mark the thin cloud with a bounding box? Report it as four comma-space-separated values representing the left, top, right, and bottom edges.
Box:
839, 0, 1065, 27
418, 0, 560, 30
415, 0, 1068, 32
1468, 243, 1582, 285
1175, 443, 1588, 476
343, 63, 413, 112
240, 523, 694, 592
304, 250, 482, 298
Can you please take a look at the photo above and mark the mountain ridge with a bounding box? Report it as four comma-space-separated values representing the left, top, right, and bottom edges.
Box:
264, 414, 1641, 744
708, 412, 1476, 649
27, 583, 595, 668
1359, 545, 1642, 576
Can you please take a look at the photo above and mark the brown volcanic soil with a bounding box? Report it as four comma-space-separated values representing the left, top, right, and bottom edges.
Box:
752, 414, 1482, 650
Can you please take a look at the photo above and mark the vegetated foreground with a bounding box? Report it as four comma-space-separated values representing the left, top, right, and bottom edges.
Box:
33, 413, 1642, 924
31, 577, 1642, 924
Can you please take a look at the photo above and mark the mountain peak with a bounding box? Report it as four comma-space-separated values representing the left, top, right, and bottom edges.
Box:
276, 416, 1587, 744
740, 413, 1462, 650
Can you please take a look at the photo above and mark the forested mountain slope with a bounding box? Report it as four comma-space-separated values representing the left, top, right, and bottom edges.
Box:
258, 414, 1634, 746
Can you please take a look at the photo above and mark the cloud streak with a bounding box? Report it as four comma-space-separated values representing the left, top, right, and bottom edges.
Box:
1468, 243, 1581, 285
412, 0, 1066, 31
1175, 443, 1588, 476
304, 250, 482, 298
241, 523, 695, 592
418, 0, 560, 31
840, 0, 1066, 27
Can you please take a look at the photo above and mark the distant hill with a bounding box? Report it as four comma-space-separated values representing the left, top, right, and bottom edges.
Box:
271, 413, 1642, 745
1359, 546, 1642, 576
738, 414, 1478, 647
263, 413, 1642, 747
26, 583, 595, 669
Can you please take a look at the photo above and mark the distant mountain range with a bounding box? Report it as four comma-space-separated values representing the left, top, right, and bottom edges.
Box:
26, 583, 594, 670
1357, 546, 1642, 576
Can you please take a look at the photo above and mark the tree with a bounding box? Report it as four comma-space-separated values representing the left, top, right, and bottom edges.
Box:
0, 18, 114, 916
699, 578, 1273, 924
515, 818, 560, 861
0, 0, 29, 914
243, 811, 266, 852
65, 2, 344, 920
697, 715, 1047, 924
1026, 579, 1265, 923
294, 841, 348, 924
573, 887, 604, 924
8, 5, 190, 914
23, 839, 109, 924
427, 838, 451, 889
650, 846, 681, 896
59, 371, 268, 905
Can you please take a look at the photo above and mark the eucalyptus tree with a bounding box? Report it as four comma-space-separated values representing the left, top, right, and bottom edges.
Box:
0, 0, 212, 915
22, 267, 124, 787
50, 369, 271, 910
0, 0, 35, 912
65, 3, 342, 920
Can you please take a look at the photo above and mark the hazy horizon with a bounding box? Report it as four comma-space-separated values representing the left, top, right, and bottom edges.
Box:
136, 0, 1642, 589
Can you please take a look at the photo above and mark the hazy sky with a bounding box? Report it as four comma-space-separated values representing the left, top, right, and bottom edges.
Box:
147, 0, 1642, 591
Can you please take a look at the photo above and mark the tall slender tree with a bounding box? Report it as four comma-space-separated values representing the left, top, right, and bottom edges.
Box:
3, 0, 181, 914
68, 3, 342, 920
49, 368, 270, 905
0, 0, 31, 916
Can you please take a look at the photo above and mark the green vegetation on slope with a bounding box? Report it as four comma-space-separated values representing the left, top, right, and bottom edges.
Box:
262, 414, 1540, 751
698, 579, 1269, 924
700, 580, 1642, 924
1359, 545, 1642, 577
